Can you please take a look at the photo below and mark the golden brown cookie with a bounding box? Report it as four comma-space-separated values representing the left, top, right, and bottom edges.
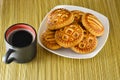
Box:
41, 30, 61, 50
71, 30, 97, 54
55, 22, 84, 48
82, 13, 104, 36
47, 8, 74, 30
71, 10, 85, 23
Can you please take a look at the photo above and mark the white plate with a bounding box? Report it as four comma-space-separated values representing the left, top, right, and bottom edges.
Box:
38, 5, 109, 59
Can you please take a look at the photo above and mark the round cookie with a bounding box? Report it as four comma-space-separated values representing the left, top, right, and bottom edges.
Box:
82, 13, 104, 36
47, 8, 74, 30
41, 30, 61, 50
55, 22, 84, 48
71, 30, 97, 54
71, 10, 85, 23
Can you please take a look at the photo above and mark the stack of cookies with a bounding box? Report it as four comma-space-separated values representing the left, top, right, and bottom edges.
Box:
40, 8, 104, 54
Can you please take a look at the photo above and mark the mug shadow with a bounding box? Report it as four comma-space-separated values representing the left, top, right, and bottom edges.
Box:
31, 44, 53, 64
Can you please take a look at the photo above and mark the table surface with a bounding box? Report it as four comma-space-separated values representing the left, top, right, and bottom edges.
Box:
0, 0, 120, 80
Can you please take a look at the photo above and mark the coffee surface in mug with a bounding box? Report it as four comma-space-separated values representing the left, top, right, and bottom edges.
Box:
8, 30, 33, 47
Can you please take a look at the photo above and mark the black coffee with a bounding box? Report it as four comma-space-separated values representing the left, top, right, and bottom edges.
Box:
8, 30, 33, 47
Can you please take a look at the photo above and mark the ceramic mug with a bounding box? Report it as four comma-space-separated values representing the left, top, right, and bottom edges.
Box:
2, 23, 37, 64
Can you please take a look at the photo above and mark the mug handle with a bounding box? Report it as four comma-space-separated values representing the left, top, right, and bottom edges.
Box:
3, 49, 16, 64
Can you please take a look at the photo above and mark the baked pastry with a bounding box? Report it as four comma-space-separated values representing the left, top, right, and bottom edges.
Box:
47, 8, 74, 30
71, 10, 84, 23
55, 22, 84, 48
82, 13, 104, 36
41, 30, 61, 50
71, 30, 97, 53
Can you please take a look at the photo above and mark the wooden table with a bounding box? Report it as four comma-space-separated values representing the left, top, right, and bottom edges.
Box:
0, 0, 120, 80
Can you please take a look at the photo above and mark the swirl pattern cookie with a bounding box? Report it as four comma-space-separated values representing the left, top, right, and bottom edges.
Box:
71, 10, 84, 23
82, 13, 104, 36
55, 23, 84, 48
71, 30, 97, 53
41, 30, 61, 50
47, 8, 74, 30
